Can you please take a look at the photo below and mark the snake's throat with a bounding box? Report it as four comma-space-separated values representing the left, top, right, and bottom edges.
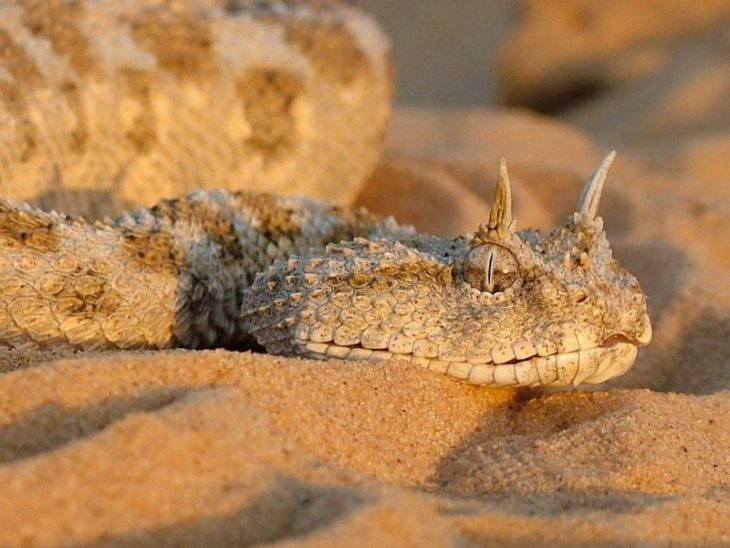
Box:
298, 340, 640, 387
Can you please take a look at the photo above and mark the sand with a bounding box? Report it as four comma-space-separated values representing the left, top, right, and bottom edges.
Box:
0, 106, 727, 546
1, 4, 729, 546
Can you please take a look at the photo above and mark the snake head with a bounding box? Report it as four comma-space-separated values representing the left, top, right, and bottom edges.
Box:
243, 152, 651, 387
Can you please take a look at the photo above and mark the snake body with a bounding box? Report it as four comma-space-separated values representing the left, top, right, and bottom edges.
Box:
0, 0, 391, 217
0, 1, 652, 387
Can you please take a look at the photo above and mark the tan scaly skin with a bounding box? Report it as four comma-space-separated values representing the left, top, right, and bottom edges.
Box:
0, 0, 392, 216
0, 153, 651, 387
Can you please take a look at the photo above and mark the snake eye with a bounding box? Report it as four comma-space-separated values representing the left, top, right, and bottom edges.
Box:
464, 244, 520, 293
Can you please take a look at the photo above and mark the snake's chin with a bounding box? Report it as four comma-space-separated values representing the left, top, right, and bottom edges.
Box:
300, 339, 641, 387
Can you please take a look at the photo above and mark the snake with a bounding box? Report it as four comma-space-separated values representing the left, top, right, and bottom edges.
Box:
0, 1, 651, 387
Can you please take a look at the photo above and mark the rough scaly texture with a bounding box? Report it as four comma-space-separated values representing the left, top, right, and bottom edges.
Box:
0, 154, 652, 387
0, 0, 392, 218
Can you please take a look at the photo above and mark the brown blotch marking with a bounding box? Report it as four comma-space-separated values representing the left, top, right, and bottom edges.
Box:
282, 20, 370, 84
121, 225, 180, 271
236, 192, 383, 246
129, 8, 214, 81
0, 29, 42, 87
240, 192, 302, 238
118, 196, 244, 270
169, 197, 246, 264
116, 198, 179, 270
121, 69, 157, 153
0, 29, 42, 162
59, 80, 88, 154
237, 69, 303, 156
0, 210, 62, 252
21, 0, 98, 77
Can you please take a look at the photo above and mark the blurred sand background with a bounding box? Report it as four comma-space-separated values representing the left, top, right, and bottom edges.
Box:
1, 1, 729, 546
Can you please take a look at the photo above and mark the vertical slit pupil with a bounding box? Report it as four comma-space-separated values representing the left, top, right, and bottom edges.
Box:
486, 249, 495, 291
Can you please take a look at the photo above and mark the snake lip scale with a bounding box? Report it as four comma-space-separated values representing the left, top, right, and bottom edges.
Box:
297, 326, 649, 386
300, 341, 639, 387
298, 337, 645, 388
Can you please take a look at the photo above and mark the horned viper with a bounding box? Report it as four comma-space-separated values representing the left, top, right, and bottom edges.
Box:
0, 1, 651, 387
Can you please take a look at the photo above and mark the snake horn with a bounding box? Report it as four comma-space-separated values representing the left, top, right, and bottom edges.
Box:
487, 158, 513, 233
577, 151, 616, 221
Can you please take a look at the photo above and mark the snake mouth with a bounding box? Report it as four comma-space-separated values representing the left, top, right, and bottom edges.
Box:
601, 333, 641, 347
299, 338, 640, 388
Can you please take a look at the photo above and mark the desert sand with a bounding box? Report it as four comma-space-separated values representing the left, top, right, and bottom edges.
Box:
0, 2, 729, 546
